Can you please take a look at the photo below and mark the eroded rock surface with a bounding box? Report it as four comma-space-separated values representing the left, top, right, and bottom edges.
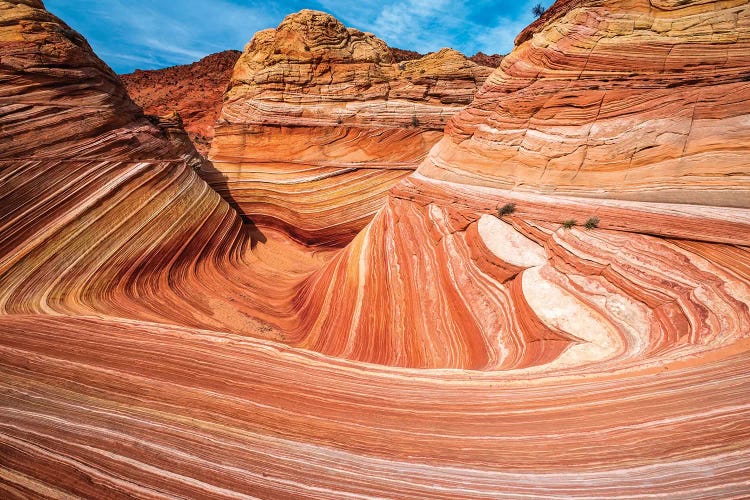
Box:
428, 0, 750, 207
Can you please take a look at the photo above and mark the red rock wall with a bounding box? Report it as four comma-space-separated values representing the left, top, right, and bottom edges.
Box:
120, 50, 241, 155
426, 0, 750, 207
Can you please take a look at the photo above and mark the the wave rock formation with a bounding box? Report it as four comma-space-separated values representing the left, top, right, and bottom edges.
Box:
1, 0, 750, 497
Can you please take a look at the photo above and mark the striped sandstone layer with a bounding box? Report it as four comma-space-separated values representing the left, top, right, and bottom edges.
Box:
2, 313, 750, 498
1, 0, 750, 498
207, 10, 493, 245
424, 0, 750, 207
0, 0, 265, 336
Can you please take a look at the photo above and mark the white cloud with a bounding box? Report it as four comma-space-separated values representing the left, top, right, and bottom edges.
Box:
314, 0, 545, 56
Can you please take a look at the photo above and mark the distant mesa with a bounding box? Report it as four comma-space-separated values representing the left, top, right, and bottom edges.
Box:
468, 51, 503, 67
392, 47, 504, 67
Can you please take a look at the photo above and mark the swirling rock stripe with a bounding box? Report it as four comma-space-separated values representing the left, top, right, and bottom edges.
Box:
206, 125, 434, 246
291, 176, 750, 370
0, 0, 272, 336
2, 0, 750, 496
1, 315, 750, 498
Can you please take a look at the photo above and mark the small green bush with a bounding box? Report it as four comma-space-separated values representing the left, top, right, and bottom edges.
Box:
584, 216, 600, 230
498, 203, 516, 217
562, 219, 576, 229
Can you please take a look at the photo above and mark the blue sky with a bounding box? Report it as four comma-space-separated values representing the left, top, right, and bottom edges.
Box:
45, 0, 551, 74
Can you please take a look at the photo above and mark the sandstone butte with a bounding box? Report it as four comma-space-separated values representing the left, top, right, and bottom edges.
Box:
120, 49, 500, 162
1, 0, 750, 497
206, 11, 495, 245
120, 50, 242, 156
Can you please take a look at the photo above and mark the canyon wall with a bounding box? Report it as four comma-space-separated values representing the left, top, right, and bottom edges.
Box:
207, 10, 493, 245
0, 0, 267, 335
426, 0, 750, 207
282, 0, 750, 370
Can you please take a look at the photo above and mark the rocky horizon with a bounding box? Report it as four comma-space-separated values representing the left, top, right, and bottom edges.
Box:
120, 50, 242, 155
120, 38, 503, 158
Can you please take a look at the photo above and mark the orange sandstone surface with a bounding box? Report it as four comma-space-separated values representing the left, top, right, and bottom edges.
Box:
1, 0, 750, 498
433, 0, 750, 207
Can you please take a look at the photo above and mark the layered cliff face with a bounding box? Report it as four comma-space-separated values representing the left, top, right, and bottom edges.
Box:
2, 0, 750, 497
120, 50, 241, 155
207, 10, 493, 245
426, 0, 750, 207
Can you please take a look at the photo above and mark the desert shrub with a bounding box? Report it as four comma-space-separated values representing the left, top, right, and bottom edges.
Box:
584, 216, 600, 229
498, 203, 516, 217
532, 3, 546, 17
562, 219, 576, 229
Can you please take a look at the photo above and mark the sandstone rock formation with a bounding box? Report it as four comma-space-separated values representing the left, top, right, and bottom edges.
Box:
207, 10, 494, 245
0, 0, 261, 335
394, 48, 504, 67
146, 111, 207, 171
120, 50, 241, 155
1, 0, 750, 497
431, 0, 750, 208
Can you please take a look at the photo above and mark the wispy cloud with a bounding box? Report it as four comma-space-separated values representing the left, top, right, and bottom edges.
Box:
315, 0, 551, 55
45, 0, 554, 73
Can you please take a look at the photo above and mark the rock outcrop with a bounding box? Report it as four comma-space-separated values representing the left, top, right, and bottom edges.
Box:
469, 51, 503, 68
391, 47, 424, 62
120, 50, 241, 155
207, 10, 493, 245
429, 0, 750, 207
146, 111, 207, 170
1, 0, 750, 498
394, 48, 504, 67
0, 0, 259, 335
